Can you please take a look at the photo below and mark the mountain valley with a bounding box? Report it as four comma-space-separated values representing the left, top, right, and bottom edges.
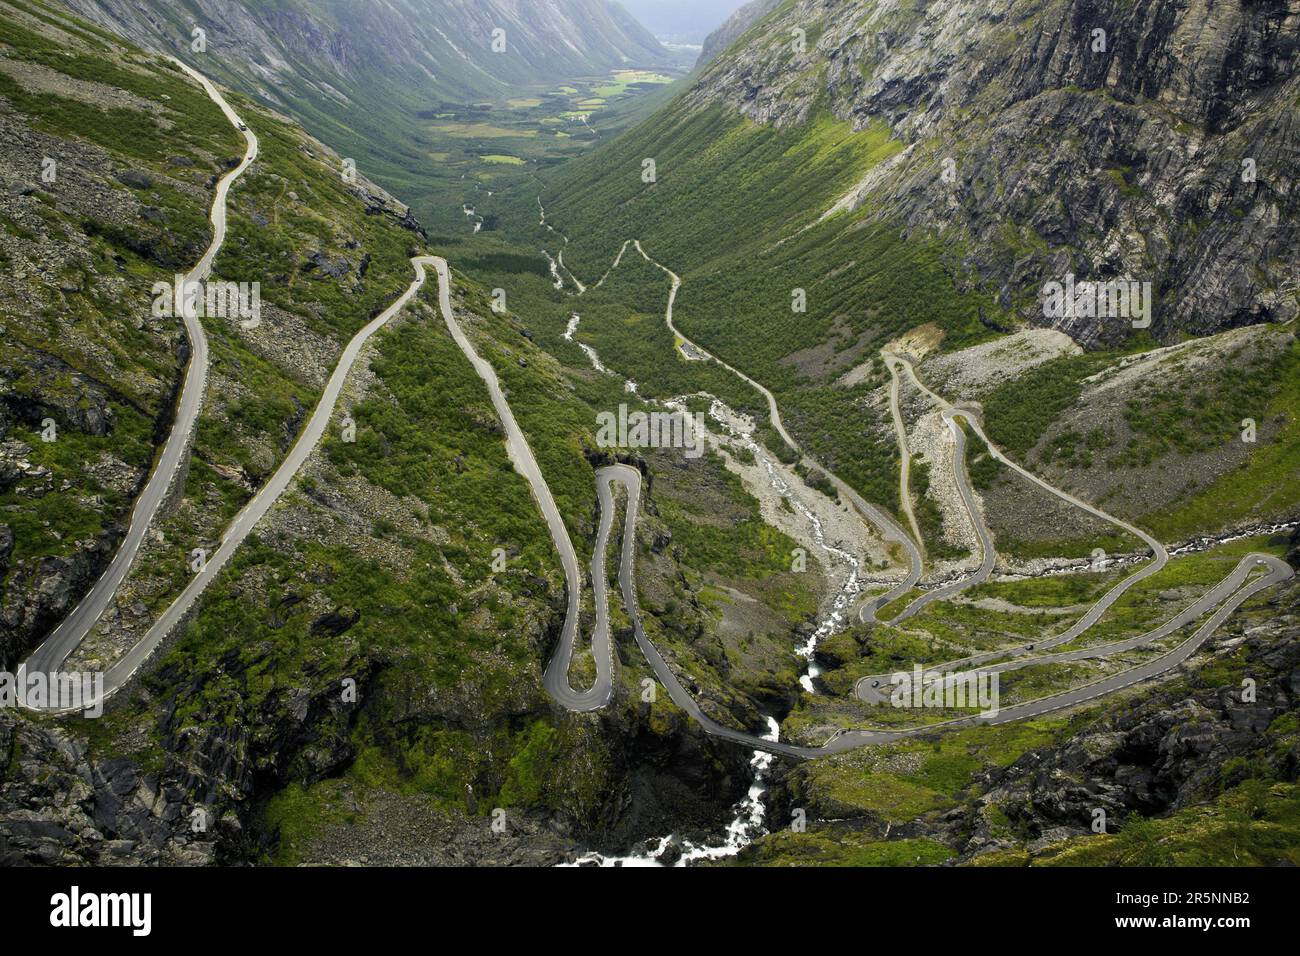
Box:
0, 0, 1297, 874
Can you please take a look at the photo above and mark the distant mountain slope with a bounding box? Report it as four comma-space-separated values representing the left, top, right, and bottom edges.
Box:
620, 0, 760, 44
55, 0, 674, 232
698, 0, 780, 66
58, 0, 670, 101
542, 0, 1298, 350
522, 0, 1299, 538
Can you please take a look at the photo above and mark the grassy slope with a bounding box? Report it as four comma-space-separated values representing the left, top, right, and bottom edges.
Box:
0, 1, 239, 601
1, 0, 622, 858
976, 333, 1300, 537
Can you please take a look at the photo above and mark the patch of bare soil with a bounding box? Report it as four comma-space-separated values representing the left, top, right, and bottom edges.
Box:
838, 323, 945, 388
922, 328, 1081, 399
780, 315, 878, 384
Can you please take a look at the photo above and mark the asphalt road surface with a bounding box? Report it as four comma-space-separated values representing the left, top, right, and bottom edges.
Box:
596, 467, 1291, 757
527, 240, 1291, 756
23, 250, 439, 712
854, 356, 1175, 702
862, 355, 999, 625
20, 60, 259, 688
433, 257, 613, 711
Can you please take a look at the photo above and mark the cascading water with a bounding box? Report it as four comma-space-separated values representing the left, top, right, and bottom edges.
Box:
705, 399, 864, 693
563, 718, 781, 867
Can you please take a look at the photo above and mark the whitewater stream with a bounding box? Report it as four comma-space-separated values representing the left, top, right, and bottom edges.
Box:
563, 718, 781, 867
704, 399, 865, 693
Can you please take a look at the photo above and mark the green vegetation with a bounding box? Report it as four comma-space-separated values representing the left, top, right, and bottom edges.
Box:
555, 246, 766, 415
967, 569, 1119, 608
739, 832, 955, 867
1019, 780, 1300, 866
1119, 345, 1288, 463
636, 442, 817, 703
0, 11, 239, 163
911, 458, 970, 561
961, 422, 1003, 491
1145, 335, 1300, 537
657, 469, 811, 586
785, 719, 1068, 825
539, 104, 900, 275
978, 330, 1299, 538
0, 3, 243, 595
510, 98, 1009, 516
134, 280, 623, 857
651, 448, 817, 623
213, 90, 417, 345
981, 352, 1113, 459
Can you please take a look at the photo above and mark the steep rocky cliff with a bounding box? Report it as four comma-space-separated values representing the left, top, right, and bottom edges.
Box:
698, 0, 782, 66
687, 0, 1299, 345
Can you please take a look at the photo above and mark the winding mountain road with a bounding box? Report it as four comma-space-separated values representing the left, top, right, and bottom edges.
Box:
854, 355, 1176, 703
514, 227, 1291, 755
20, 69, 442, 713
594, 466, 1290, 757
862, 355, 999, 625
629, 241, 926, 618
22, 251, 441, 713
430, 257, 613, 711
886, 357, 926, 551
19, 60, 258, 688
20, 95, 1289, 760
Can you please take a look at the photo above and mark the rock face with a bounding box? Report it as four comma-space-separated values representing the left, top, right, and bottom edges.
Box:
686, 0, 1300, 346
0, 546, 111, 672
0, 714, 219, 866
0, 2, 761, 869
0, 623, 754, 865
0, 643, 365, 865
755, 582, 1300, 864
